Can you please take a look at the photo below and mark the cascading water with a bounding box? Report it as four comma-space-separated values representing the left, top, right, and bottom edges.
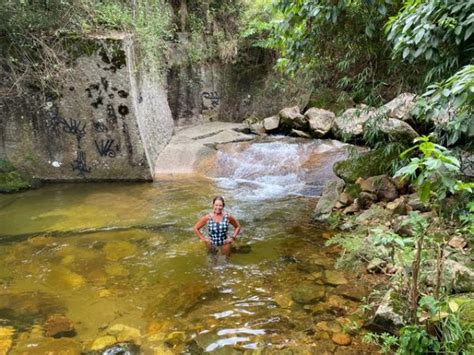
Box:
209, 137, 349, 200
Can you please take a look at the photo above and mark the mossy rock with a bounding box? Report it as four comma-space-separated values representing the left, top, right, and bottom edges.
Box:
0, 159, 15, 173
344, 183, 362, 199
0, 159, 37, 193
0, 171, 32, 193
333, 148, 399, 184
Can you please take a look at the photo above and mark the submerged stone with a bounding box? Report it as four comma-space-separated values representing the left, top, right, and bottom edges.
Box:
291, 283, 326, 304
89, 335, 117, 351
336, 284, 369, 302
43, 314, 75, 338
324, 270, 348, 286
332, 332, 352, 346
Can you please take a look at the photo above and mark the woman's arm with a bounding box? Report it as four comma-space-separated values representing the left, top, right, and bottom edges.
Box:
193, 215, 210, 243
228, 215, 241, 240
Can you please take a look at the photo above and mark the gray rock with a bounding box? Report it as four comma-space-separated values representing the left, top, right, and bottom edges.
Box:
356, 205, 392, 225
366, 117, 419, 143
425, 259, 474, 294
356, 175, 399, 202
291, 283, 326, 304
305, 107, 336, 137
369, 289, 406, 334
459, 150, 474, 178
382, 93, 416, 121
342, 203, 359, 215
333, 107, 378, 139
338, 192, 354, 206
314, 179, 345, 221
263, 115, 280, 131
392, 215, 414, 237
356, 192, 377, 210
279, 106, 308, 130
386, 196, 408, 215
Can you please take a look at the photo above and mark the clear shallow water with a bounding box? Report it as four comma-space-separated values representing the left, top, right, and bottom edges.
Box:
0, 178, 376, 353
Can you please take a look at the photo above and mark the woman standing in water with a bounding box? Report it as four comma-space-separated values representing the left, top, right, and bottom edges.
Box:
193, 196, 240, 258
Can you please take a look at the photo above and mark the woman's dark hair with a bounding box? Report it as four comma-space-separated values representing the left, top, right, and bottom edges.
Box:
212, 195, 225, 207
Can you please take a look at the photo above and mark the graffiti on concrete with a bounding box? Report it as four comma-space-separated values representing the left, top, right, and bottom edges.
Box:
93, 121, 108, 133
47, 116, 86, 144
202, 91, 220, 108
106, 104, 118, 125
71, 150, 92, 177
118, 105, 129, 116
95, 139, 117, 158
62, 118, 87, 143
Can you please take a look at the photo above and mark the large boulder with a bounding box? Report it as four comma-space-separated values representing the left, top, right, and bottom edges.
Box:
314, 179, 345, 221
333, 148, 399, 184
263, 115, 280, 132
368, 289, 407, 334
279, 106, 308, 131
356, 175, 399, 202
332, 107, 377, 140
425, 259, 474, 294
304, 107, 336, 137
365, 117, 419, 143
382, 93, 416, 121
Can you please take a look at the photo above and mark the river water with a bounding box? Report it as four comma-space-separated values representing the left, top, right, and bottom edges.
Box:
0, 139, 379, 353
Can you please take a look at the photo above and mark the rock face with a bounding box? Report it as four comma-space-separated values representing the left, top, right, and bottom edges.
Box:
366, 117, 418, 143
0, 33, 312, 182
382, 93, 416, 121
1, 34, 173, 181
263, 115, 280, 131
356, 175, 399, 202
166, 41, 312, 124
305, 107, 336, 137
425, 259, 474, 293
153, 122, 254, 175
333, 107, 377, 139
314, 179, 345, 221
279, 106, 308, 131
369, 289, 406, 334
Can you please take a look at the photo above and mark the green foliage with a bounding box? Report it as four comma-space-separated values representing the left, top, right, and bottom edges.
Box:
398, 325, 441, 354
325, 233, 378, 269
386, 0, 473, 82
371, 227, 413, 264
416, 65, 474, 147
386, 0, 474, 149
269, 0, 419, 103
394, 135, 466, 205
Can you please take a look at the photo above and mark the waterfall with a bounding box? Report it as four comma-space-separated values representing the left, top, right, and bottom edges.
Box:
209, 138, 348, 200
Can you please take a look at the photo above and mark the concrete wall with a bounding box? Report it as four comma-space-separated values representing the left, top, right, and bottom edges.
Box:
0, 34, 174, 181
166, 37, 312, 126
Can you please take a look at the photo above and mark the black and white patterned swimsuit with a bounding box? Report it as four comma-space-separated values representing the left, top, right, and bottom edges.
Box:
207, 212, 229, 246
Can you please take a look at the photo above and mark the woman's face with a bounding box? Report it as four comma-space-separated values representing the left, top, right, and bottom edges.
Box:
212, 200, 224, 214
